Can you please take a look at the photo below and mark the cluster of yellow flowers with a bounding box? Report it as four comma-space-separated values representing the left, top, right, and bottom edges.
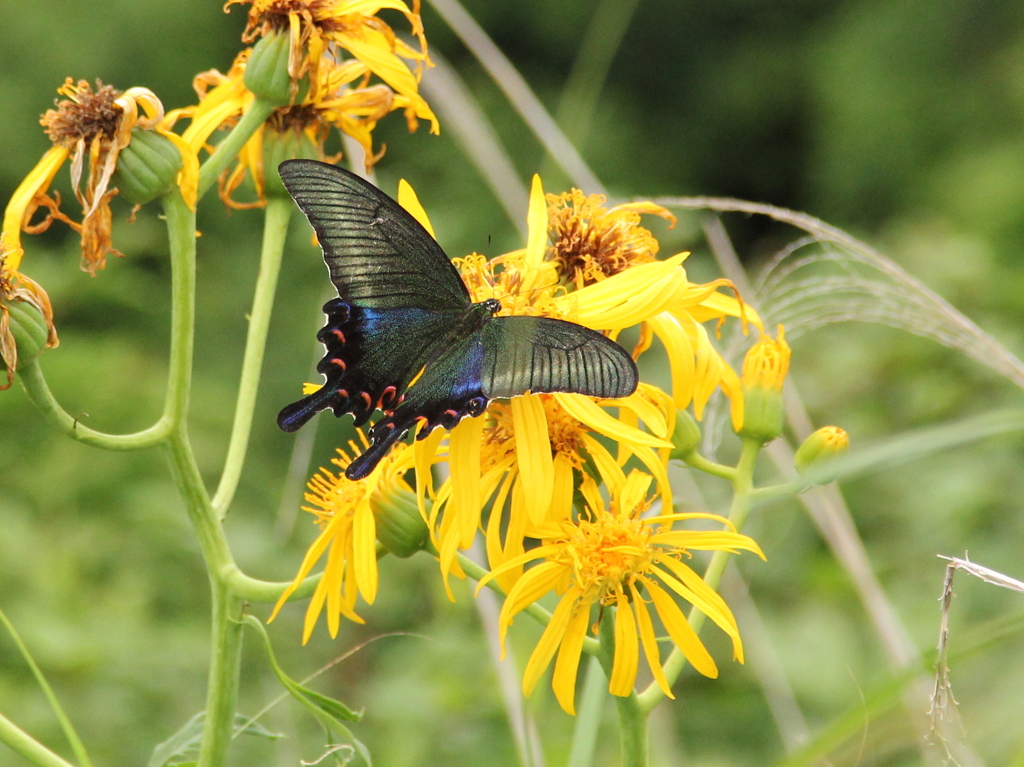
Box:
0, 0, 835, 718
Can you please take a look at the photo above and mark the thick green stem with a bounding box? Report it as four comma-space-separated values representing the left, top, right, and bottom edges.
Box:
223, 564, 322, 603
597, 613, 648, 767
0, 713, 77, 767
197, 99, 277, 201
638, 437, 762, 713
680, 450, 737, 481
212, 195, 292, 515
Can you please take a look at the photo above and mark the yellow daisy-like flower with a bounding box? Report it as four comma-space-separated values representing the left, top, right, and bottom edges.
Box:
479, 471, 765, 715
226, 0, 437, 134
270, 432, 416, 642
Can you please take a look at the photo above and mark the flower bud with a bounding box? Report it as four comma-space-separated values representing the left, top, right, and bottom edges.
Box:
669, 409, 702, 460
111, 128, 183, 205
244, 32, 295, 107
737, 326, 790, 444
1, 295, 50, 387
794, 426, 849, 484
371, 488, 429, 558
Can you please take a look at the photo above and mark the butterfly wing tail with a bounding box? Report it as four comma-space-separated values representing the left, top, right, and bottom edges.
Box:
277, 385, 345, 432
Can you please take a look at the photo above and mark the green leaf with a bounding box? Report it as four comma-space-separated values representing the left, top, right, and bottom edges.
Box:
243, 615, 372, 765
147, 712, 284, 767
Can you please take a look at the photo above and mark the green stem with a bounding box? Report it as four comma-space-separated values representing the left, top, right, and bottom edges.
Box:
197, 99, 277, 201
212, 195, 292, 516
161, 191, 197, 426
638, 437, 762, 713
566, 657, 608, 767
0, 713, 77, 767
598, 613, 648, 767
18, 358, 169, 449
223, 564, 323, 603
0, 608, 92, 767
750, 477, 807, 505
455, 552, 600, 655
680, 450, 737, 481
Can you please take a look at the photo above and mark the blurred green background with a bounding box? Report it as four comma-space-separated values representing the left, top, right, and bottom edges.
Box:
3, 1, 1024, 765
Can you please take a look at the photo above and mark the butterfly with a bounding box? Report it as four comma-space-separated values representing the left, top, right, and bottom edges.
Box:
276, 159, 639, 481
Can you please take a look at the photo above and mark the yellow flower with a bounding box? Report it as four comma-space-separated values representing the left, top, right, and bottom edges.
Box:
546, 188, 677, 286
742, 324, 790, 392
270, 433, 417, 642
479, 471, 765, 715
737, 326, 791, 442
226, 0, 437, 134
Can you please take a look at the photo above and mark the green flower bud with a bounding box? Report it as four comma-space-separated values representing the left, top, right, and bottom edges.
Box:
244, 32, 295, 107
1, 297, 49, 370
262, 128, 319, 198
112, 128, 183, 206
669, 409, 702, 460
372, 488, 429, 558
738, 386, 785, 444
794, 426, 849, 484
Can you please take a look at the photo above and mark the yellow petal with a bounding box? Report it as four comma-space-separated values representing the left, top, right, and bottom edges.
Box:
522, 587, 579, 696
2, 146, 69, 271
511, 395, 553, 525
449, 414, 486, 546
552, 601, 592, 714
630, 583, 673, 699
524, 174, 547, 271
652, 560, 743, 661
609, 594, 640, 697
397, 178, 435, 237
646, 580, 718, 679
496, 560, 565, 655
580, 434, 625, 496
554, 393, 671, 449
352, 503, 378, 603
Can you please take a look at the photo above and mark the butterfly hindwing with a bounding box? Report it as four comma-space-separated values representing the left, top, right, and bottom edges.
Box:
480, 316, 638, 400
277, 159, 471, 311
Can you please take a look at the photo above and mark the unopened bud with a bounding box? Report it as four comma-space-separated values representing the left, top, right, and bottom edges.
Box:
244, 32, 295, 107
794, 426, 849, 484
112, 128, 183, 205
372, 488, 429, 558
669, 410, 702, 460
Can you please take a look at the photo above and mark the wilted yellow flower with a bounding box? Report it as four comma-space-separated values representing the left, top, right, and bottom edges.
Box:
479, 471, 764, 714
26, 79, 196, 274
226, 0, 437, 134
270, 433, 417, 642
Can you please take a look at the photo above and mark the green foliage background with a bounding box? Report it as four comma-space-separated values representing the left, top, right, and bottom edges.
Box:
3, 1, 1024, 764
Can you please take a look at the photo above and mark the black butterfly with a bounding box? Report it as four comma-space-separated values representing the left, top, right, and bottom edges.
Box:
277, 160, 638, 480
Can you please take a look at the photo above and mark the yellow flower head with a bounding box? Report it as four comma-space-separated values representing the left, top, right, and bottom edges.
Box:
741, 325, 790, 393
546, 189, 676, 287
479, 471, 765, 715
226, 0, 437, 134
270, 432, 416, 642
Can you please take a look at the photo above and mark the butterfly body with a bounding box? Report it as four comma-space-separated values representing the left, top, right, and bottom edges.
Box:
277, 160, 638, 480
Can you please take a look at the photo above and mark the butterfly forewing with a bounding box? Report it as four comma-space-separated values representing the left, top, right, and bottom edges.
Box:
480, 316, 638, 400
278, 159, 471, 311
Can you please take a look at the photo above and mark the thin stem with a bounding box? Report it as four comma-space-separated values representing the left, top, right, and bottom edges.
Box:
18, 358, 169, 449
0, 608, 92, 767
0, 713, 77, 767
680, 450, 737, 481
638, 437, 762, 713
197, 98, 277, 202
598, 613, 648, 767
161, 191, 197, 426
455, 552, 600, 655
223, 564, 323, 604
212, 195, 292, 515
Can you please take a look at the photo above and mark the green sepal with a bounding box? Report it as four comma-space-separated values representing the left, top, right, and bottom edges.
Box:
244, 32, 296, 107
669, 409, 702, 460
112, 128, 183, 206
372, 488, 429, 558
737, 386, 784, 444
1, 298, 49, 371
